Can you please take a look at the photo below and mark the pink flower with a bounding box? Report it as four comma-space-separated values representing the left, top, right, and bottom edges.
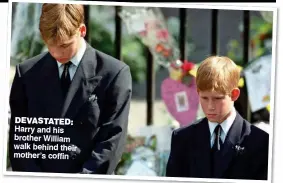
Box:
156, 30, 169, 40
139, 30, 147, 37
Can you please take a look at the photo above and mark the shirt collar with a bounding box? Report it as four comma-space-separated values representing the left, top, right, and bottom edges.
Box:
208, 107, 236, 138
56, 38, 86, 68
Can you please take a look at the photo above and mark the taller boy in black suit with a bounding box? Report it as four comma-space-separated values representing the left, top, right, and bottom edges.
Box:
166, 56, 269, 180
9, 3, 132, 174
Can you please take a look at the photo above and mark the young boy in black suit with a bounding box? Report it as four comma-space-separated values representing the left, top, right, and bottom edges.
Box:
166, 56, 269, 180
9, 3, 132, 174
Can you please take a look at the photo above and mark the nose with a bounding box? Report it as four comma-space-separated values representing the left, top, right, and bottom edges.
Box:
208, 100, 215, 111
51, 48, 64, 59
52, 51, 63, 59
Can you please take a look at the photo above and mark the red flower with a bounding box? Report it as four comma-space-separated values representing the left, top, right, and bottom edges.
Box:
259, 33, 267, 41
181, 60, 194, 72
155, 43, 163, 53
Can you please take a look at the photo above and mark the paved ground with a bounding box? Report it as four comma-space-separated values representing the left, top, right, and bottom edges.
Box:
127, 99, 176, 135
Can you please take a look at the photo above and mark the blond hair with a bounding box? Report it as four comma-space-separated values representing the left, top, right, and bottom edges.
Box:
39, 3, 85, 44
196, 56, 240, 94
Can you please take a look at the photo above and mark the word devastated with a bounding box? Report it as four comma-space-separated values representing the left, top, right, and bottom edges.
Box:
15, 117, 73, 126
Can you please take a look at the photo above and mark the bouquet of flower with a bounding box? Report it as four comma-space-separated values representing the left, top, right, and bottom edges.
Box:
119, 7, 179, 66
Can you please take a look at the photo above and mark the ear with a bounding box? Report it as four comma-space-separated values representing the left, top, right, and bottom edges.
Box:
79, 24, 87, 37
197, 88, 200, 96
231, 88, 240, 101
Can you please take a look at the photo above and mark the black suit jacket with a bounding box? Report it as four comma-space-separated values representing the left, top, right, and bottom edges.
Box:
9, 43, 132, 174
166, 112, 269, 180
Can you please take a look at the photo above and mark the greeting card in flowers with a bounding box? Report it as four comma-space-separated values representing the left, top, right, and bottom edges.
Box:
243, 54, 272, 112
161, 60, 199, 127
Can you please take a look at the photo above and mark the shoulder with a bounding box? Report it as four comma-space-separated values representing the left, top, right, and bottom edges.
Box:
243, 119, 269, 149
85, 46, 131, 89
250, 122, 269, 141
172, 117, 206, 139
94, 49, 129, 73
16, 52, 49, 76
243, 119, 269, 139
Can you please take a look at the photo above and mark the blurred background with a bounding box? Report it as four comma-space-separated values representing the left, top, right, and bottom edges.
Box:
8, 2, 273, 177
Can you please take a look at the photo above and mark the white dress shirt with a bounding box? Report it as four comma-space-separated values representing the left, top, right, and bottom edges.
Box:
208, 107, 236, 147
57, 38, 87, 80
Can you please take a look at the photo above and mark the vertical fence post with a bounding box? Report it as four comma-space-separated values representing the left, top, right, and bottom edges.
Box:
179, 8, 187, 61
243, 10, 251, 122
231, 10, 251, 122
146, 49, 154, 126
84, 5, 90, 43
115, 6, 122, 60
211, 9, 218, 55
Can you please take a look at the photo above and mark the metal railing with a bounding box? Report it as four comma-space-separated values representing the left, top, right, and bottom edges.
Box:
84, 6, 252, 125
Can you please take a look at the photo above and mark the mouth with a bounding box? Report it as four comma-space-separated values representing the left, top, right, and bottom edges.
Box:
57, 58, 69, 63
57, 58, 67, 61
207, 114, 217, 117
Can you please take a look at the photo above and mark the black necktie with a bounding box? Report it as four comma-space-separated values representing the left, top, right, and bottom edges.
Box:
211, 124, 223, 177
212, 124, 223, 152
61, 62, 72, 99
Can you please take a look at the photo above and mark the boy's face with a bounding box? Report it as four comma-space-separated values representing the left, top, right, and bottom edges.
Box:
198, 89, 240, 123
45, 24, 86, 64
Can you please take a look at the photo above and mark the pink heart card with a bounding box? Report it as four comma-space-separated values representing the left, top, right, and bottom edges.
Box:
161, 78, 199, 127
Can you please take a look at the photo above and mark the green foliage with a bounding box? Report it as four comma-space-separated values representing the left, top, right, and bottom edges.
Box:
227, 39, 244, 65
88, 20, 147, 82
13, 35, 45, 64
122, 37, 147, 82
88, 21, 115, 56
227, 14, 273, 65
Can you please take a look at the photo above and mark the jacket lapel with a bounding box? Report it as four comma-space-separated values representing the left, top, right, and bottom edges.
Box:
214, 112, 247, 178
39, 53, 64, 117
193, 118, 212, 178
60, 44, 102, 118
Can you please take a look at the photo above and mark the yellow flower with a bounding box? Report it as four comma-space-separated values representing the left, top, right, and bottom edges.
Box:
169, 68, 183, 81
266, 104, 270, 112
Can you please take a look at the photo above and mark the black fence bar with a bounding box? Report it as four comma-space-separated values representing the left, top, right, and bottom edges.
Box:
243, 10, 251, 122
243, 11, 250, 65
179, 8, 187, 61
115, 6, 122, 60
211, 9, 218, 55
146, 49, 154, 126
84, 5, 90, 43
